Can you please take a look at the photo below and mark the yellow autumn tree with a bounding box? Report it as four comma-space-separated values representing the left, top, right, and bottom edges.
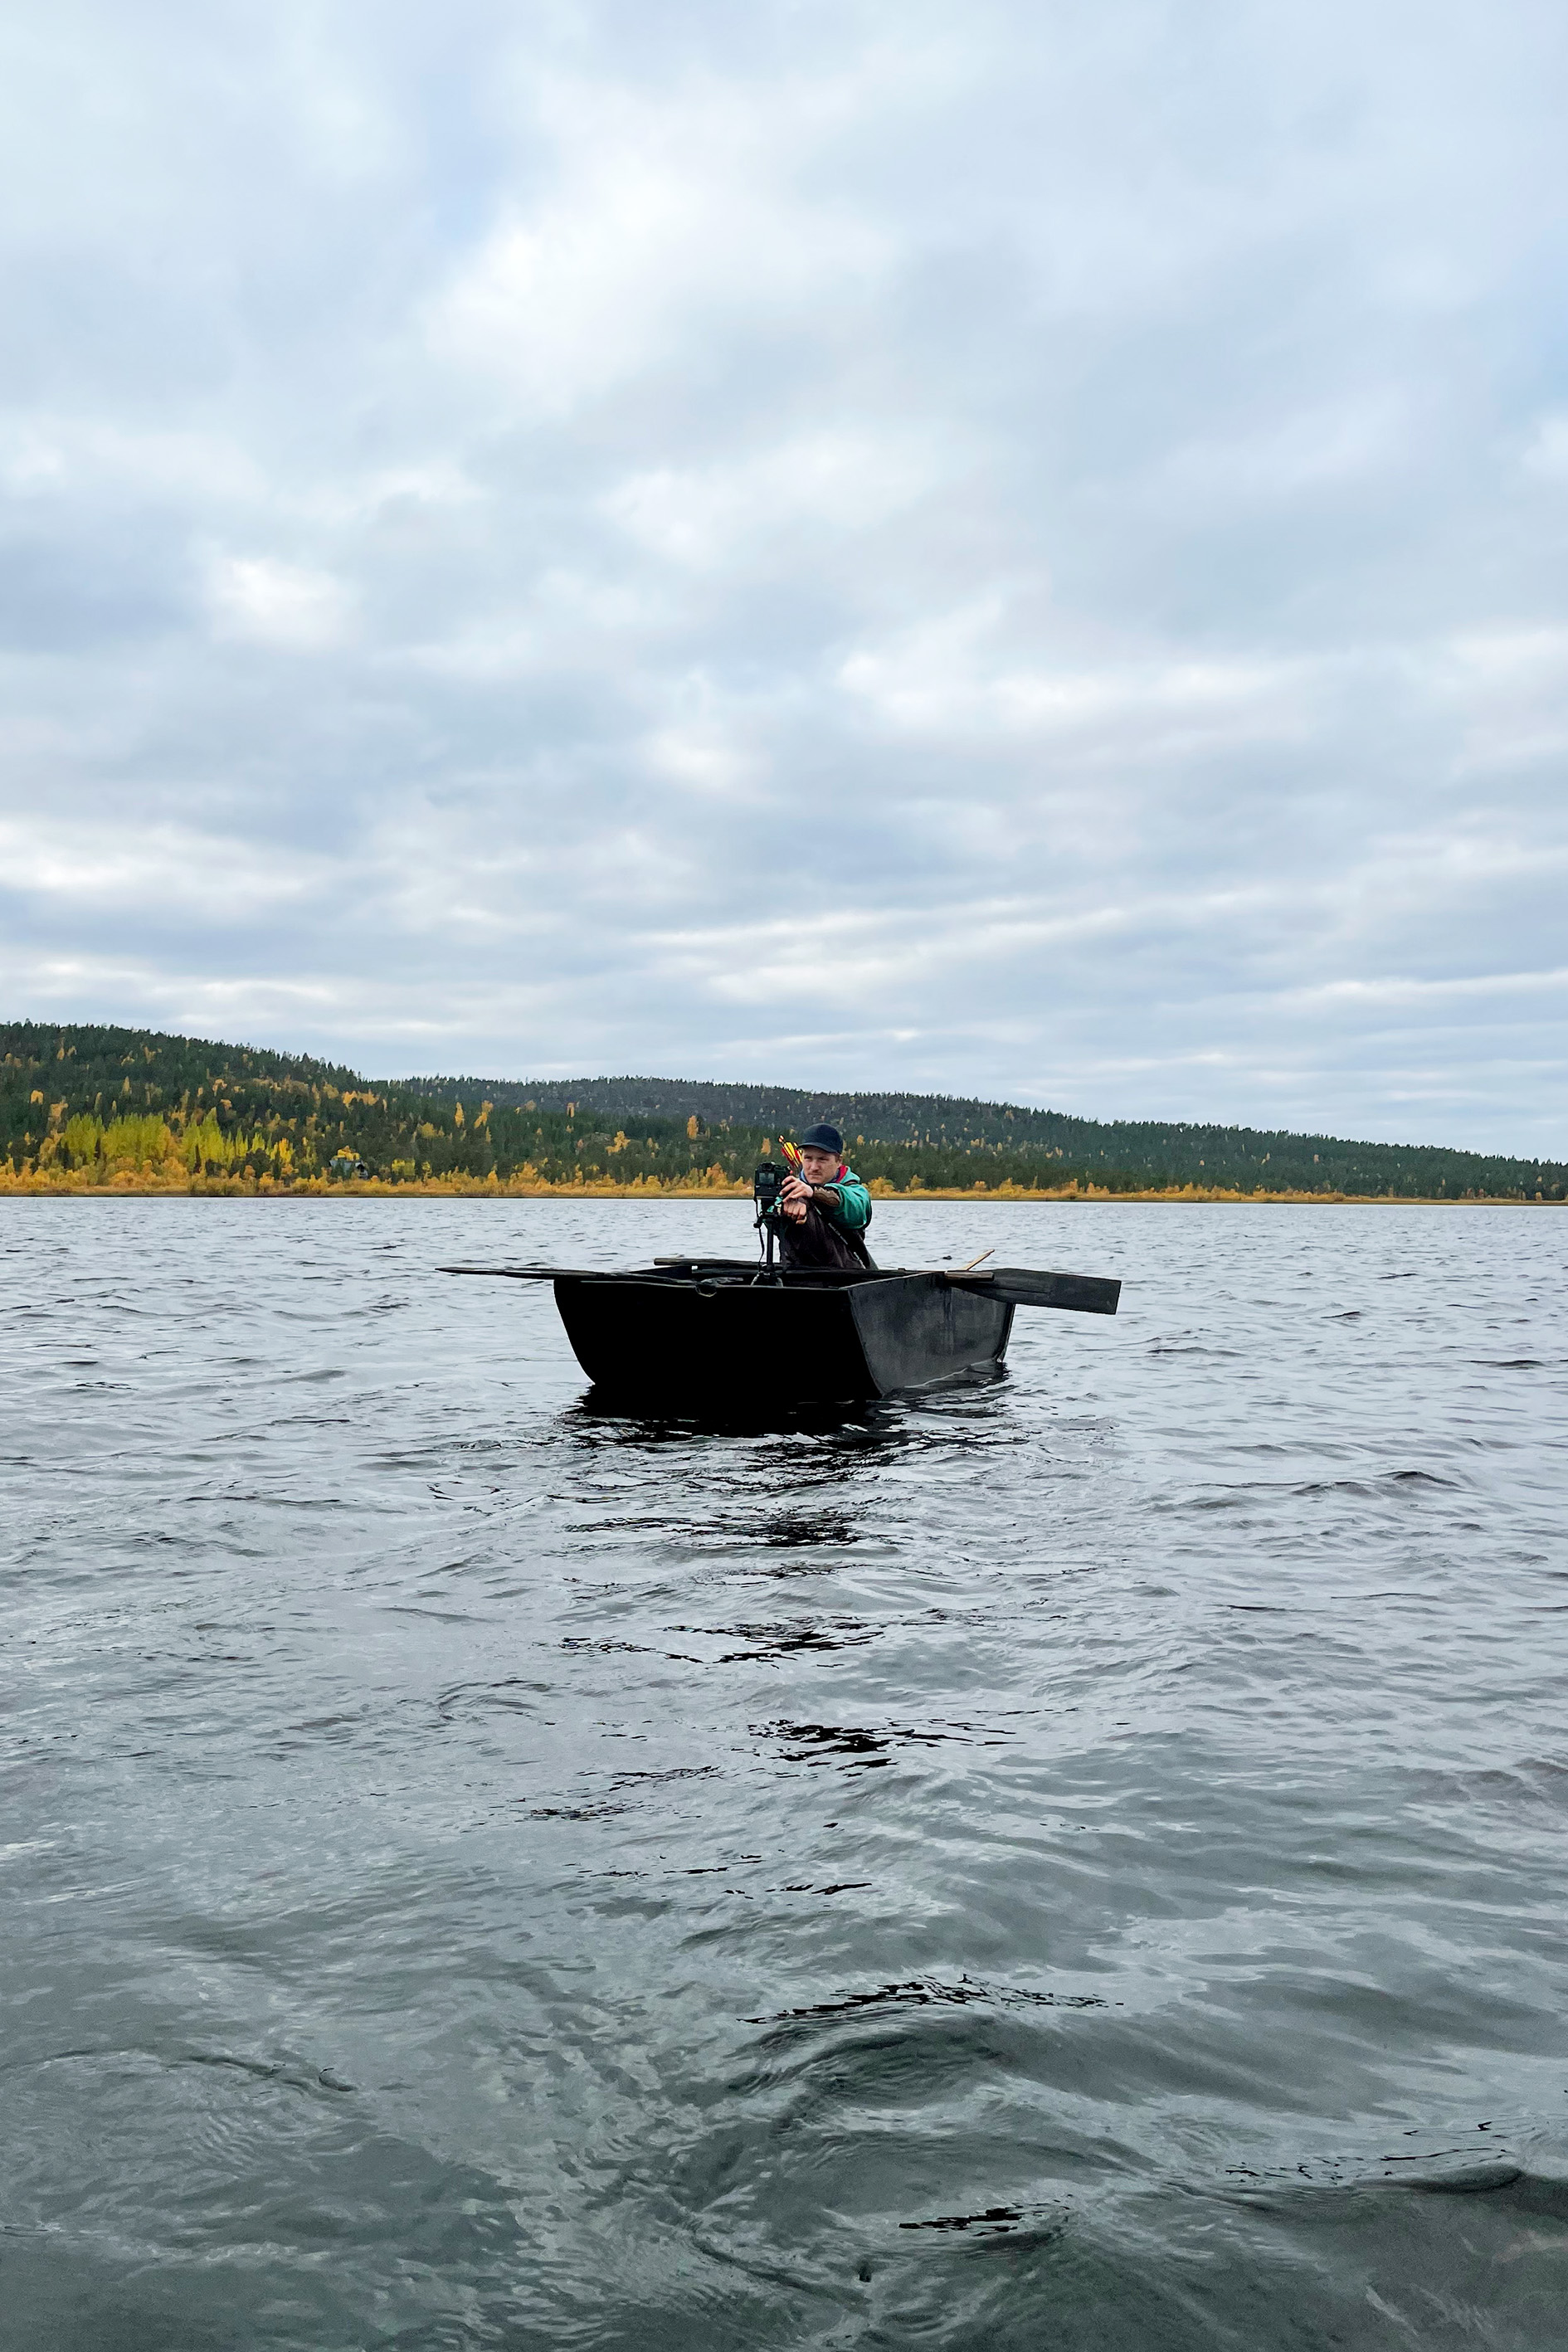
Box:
182, 1113, 264, 1171
102, 1114, 176, 1167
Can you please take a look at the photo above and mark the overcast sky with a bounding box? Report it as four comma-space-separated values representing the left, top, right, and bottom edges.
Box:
2, 1, 1566, 1150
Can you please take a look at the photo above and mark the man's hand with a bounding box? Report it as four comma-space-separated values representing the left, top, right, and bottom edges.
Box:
779, 1172, 817, 1223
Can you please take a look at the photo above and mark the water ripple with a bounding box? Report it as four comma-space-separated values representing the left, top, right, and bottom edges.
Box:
3, 1195, 1567, 2348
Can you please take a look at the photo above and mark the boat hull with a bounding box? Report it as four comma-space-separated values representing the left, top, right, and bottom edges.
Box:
553, 1269, 1013, 1405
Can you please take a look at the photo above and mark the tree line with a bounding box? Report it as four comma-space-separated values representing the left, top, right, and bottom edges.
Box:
2, 1022, 1563, 1199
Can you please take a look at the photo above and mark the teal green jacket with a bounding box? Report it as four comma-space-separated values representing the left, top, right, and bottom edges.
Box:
821, 1165, 872, 1234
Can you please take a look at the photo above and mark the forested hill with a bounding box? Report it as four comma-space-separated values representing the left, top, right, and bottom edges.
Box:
402, 1070, 1567, 1200
2, 1021, 1563, 1200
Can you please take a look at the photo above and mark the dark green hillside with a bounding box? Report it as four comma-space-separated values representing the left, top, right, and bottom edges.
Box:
1, 1021, 541, 1187
409, 1071, 1568, 1201
3, 1022, 1564, 1198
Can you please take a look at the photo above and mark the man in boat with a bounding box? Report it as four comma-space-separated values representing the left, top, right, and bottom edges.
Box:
775, 1124, 874, 1270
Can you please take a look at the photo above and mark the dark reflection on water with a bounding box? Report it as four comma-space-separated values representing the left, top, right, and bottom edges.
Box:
3, 1196, 1567, 2350
576, 1382, 895, 1431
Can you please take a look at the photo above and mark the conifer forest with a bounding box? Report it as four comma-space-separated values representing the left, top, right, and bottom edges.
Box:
2, 1022, 1562, 1200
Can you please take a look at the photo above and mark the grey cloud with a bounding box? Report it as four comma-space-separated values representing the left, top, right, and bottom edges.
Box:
2, 0, 1566, 1148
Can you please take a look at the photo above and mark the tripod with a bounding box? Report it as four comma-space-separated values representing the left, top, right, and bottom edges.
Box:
752, 1161, 786, 1282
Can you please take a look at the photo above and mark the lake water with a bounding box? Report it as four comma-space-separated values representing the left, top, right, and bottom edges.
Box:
3, 1196, 1567, 2350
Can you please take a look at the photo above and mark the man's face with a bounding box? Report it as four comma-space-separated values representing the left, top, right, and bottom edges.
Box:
798, 1146, 840, 1184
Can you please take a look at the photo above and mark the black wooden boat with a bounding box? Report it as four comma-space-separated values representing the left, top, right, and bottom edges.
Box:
441, 1257, 1119, 1406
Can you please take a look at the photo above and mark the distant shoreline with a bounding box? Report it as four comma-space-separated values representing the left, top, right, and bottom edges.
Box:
10, 1025, 1562, 1202
0, 1178, 1556, 1206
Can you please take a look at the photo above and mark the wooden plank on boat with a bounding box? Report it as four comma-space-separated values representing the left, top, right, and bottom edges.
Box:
947, 1266, 1120, 1315
441, 1264, 575, 1280
439, 1260, 766, 1282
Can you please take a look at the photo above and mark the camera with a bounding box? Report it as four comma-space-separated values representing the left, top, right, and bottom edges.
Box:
752, 1161, 786, 1219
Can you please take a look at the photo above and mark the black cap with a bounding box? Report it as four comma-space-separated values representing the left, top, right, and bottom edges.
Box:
801, 1122, 843, 1154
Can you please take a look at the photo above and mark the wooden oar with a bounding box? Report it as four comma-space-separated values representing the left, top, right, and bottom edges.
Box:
438, 1261, 758, 1281
944, 1265, 1121, 1315
441, 1264, 577, 1279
